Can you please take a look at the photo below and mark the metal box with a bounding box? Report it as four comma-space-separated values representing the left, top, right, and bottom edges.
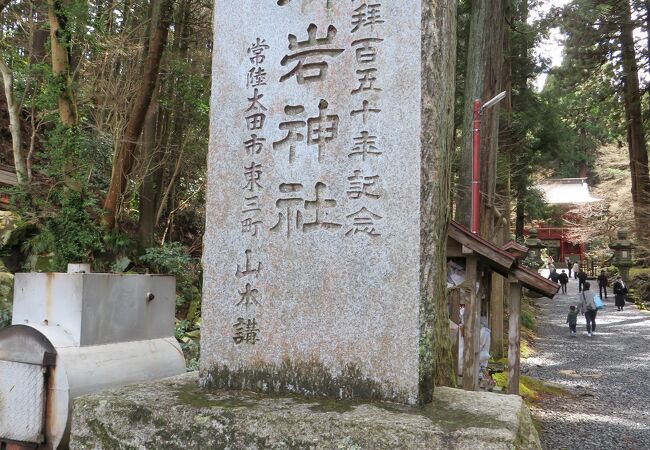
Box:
0, 269, 186, 449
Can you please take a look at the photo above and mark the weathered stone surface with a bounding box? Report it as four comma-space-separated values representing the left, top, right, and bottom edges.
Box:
70, 373, 541, 450
203, 0, 443, 405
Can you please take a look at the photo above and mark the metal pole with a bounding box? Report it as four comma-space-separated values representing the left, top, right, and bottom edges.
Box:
471, 99, 481, 234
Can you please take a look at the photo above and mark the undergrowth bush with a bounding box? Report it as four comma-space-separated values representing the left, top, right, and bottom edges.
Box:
139, 242, 201, 305
0, 301, 10, 329
9, 124, 112, 272
140, 242, 202, 366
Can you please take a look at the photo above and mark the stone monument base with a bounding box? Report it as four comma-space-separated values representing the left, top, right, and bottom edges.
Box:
70, 373, 540, 449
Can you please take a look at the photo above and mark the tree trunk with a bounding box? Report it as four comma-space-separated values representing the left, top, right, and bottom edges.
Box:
646, 0, 650, 93
619, 0, 650, 241
515, 183, 525, 239
47, 0, 76, 126
422, 0, 457, 389
138, 90, 160, 250
489, 0, 515, 360
0, 58, 27, 183
511, 0, 529, 242
103, 0, 174, 230
456, 0, 505, 234
155, 0, 191, 226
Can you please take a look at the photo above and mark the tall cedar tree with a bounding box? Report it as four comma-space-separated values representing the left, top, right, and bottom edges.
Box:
456, 0, 506, 240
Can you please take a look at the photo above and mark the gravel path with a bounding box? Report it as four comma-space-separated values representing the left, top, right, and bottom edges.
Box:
523, 275, 650, 450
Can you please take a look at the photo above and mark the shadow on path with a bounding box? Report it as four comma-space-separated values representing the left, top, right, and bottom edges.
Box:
523, 276, 650, 450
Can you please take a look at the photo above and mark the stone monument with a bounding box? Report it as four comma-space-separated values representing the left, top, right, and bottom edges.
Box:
201, 0, 442, 405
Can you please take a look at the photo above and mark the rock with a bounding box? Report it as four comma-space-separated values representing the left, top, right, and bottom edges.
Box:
0, 211, 19, 247
70, 372, 541, 450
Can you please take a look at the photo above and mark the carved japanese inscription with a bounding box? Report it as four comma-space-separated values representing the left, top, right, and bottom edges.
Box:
203, 0, 422, 404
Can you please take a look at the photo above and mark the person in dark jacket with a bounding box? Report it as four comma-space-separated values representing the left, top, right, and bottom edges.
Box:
613, 276, 628, 311
578, 282, 597, 336
597, 270, 609, 299
558, 270, 569, 294
577, 269, 588, 293
550, 268, 560, 284
566, 257, 573, 277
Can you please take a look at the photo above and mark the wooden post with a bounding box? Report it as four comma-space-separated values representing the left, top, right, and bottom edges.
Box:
462, 254, 480, 390
507, 277, 521, 394
490, 274, 505, 358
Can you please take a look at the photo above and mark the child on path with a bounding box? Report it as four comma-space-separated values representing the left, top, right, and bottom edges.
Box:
559, 270, 569, 294
566, 305, 578, 336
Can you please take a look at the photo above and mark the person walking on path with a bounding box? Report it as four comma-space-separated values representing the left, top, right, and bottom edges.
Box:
559, 270, 569, 294
578, 281, 597, 336
522, 269, 650, 449
577, 269, 588, 292
613, 276, 628, 311
566, 257, 572, 277
597, 270, 609, 299
566, 305, 578, 336
548, 263, 556, 281
572, 262, 579, 279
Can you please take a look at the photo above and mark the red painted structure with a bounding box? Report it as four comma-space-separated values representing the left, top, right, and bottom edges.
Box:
529, 226, 585, 264
471, 99, 480, 234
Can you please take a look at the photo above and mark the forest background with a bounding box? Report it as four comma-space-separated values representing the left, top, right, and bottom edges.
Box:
0, 0, 647, 378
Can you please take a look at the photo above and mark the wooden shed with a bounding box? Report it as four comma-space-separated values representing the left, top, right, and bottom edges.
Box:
447, 220, 559, 393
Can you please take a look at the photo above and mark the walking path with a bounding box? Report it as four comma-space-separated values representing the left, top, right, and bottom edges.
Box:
523, 275, 650, 450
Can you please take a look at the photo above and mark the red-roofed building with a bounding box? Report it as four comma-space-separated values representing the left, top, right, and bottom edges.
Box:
527, 178, 600, 264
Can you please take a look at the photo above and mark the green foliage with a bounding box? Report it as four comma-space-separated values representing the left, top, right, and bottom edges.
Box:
0, 268, 13, 329
139, 242, 201, 306
14, 186, 104, 271
14, 186, 105, 271
0, 294, 11, 329
140, 242, 202, 366
0, 307, 10, 329
521, 296, 538, 331
5, 111, 116, 269
175, 317, 200, 370
139, 242, 193, 278
521, 254, 543, 270
492, 373, 566, 403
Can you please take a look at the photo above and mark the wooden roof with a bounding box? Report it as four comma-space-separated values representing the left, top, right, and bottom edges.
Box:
501, 241, 529, 259
447, 220, 559, 298
511, 264, 560, 298
501, 241, 528, 254
447, 221, 515, 277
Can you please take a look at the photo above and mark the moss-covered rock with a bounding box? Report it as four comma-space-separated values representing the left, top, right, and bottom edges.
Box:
70, 372, 541, 449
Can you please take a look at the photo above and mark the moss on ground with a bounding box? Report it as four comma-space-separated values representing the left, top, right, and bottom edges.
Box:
492, 373, 566, 404
174, 380, 255, 409
87, 419, 136, 450
520, 334, 535, 359
173, 372, 507, 433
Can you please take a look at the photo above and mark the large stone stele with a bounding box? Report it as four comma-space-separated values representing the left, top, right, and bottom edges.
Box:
70, 373, 541, 450
202, 0, 455, 407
